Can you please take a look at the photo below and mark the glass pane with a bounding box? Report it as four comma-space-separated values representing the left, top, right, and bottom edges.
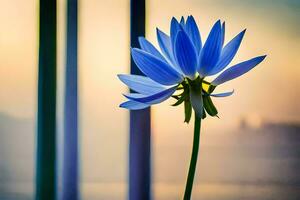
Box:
0, 0, 37, 199
79, 1, 129, 199
147, 0, 300, 199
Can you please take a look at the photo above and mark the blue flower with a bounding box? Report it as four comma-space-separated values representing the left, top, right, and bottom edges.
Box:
119, 16, 266, 121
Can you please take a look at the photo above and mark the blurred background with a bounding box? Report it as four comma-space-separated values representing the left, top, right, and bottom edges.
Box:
0, 0, 300, 199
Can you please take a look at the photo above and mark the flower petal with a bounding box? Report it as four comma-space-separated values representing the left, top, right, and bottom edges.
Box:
180, 16, 185, 27
118, 74, 168, 95
198, 20, 223, 77
209, 29, 246, 76
174, 30, 198, 78
138, 37, 167, 62
221, 22, 225, 47
210, 89, 234, 97
170, 17, 181, 49
124, 86, 177, 104
156, 28, 175, 63
120, 100, 150, 110
185, 15, 202, 54
131, 48, 183, 86
156, 29, 183, 73
212, 55, 266, 85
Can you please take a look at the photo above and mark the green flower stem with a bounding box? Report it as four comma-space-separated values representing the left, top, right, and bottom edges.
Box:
183, 113, 202, 200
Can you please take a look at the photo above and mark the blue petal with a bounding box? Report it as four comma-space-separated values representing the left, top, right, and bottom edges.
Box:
185, 15, 202, 54
209, 29, 246, 76
156, 28, 175, 63
138, 37, 167, 62
212, 55, 267, 85
210, 90, 234, 97
174, 30, 198, 78
198, 20, 223, 77
156, 28, 183, 73
118, 74, 168, 95
180, 16, 185, 27
170, 17, 181, 49
221, 22, 225, 47
131, 48, 183, 86
124, 86, 177, 104
120, 100, 150, 110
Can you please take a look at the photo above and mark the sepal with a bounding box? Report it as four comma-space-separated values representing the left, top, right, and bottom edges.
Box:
203, 95, 218, 117
172, 92, 187, 106
172, 83, 189, 107
184, 100, 192, 123
189, 77, 203, 118
202, 109, 207, 119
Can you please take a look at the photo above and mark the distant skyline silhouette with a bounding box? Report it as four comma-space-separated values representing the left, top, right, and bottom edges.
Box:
1, 112, 300, 199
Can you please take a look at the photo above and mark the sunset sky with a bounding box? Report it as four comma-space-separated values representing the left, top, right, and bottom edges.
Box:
1, 0, 299, 121
0, 0, 300, 198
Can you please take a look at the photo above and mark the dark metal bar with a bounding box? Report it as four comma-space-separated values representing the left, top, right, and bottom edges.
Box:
62, 0, 79, 199
36, 0, 57, 199
129, 0, 151, 200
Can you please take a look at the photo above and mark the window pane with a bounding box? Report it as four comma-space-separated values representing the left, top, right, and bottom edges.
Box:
0, 0, 37, 199
79, 1, 129, 199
